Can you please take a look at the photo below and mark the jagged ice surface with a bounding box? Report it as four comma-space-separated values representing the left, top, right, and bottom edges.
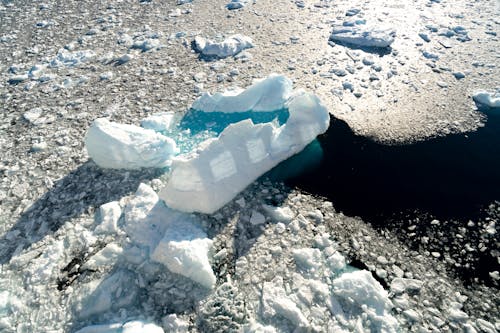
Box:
194, 34, 253, 58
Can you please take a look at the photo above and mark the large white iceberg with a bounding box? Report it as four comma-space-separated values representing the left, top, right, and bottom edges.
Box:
194, 34, 253, 58
330, 24, 395, 48
85, 118, 179, 169
472, 90, 500, 109
160, 75, 330, 213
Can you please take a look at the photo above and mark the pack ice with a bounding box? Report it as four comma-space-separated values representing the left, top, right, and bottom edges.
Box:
194, 34, 253, 58
160, 74, 330, 213
330, 21, 396, 48
85, 118, 179, 169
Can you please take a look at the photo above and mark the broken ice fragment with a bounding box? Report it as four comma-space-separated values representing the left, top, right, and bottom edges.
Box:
332, 270, 398, 332
49, 49, 95, 68
160, 81, 329, 213
95, 201, 121, 235
151, 219, 215, 288
85, 118, 179, 169
140, 112, 176, 132
194, 34, 253, 58
226, 0, 248, 10
330, 23, 395, 48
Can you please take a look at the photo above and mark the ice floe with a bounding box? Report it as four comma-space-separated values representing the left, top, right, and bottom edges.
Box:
85, 118, 179, 169
194, 34, 253, 59
160, 75, 329, 213
330, 22, 396, 48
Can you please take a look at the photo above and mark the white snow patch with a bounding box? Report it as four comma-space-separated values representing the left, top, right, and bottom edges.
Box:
85, 118, 179, 169
194, 34, 253, 58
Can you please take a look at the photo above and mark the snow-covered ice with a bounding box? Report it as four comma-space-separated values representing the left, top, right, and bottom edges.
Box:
160, 75, 330, 213
85, 118, 179, 169
330, 23, 396, 48
194, 34, 253, 58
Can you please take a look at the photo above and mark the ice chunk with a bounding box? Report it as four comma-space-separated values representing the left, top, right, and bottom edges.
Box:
192, 74, 292, 113
292, 248, 322, 272
226, 0, 248, 10
150, 216, 215, 289
82, 243, 123, 270
262, 204, 294, 223
332, 270, 398, 332
141, 112, 176, 132
75, 321, 164, 333
85, 118, 179, 169
194, 34, 253, 58
472, 90, 500, 109
95, 201, 121, 235
162, 314, 189, 333
243, 320, 277, 333
160, 80, 329, 214
330, 23, 395, 48
49, 49, 95, 68
262, 277, 309, 327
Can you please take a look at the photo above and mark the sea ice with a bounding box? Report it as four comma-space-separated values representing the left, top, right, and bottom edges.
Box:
330, 23, 395, 48
226, 0, 248, 10
85, 118, 179, 169
192, 74, 292, 112
472, 90, 500, 109
194, 34, 253, 58
160, 76, 329, 213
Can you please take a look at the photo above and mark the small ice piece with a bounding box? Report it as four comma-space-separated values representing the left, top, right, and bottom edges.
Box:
390, 278, 423, 294
262, 205, 294, 223
192, 74, 292, 112
8, 74, 29, 84
95, 201, 122, 235
422, 51, 439, 60
82, 243, 123, 270
330, 24, 395, 48
226, 0, 248, 9
292, 248, 322, 272
418, 32, 431, 42
150, 214, 215, 289
194, 34, 253, 58
472, 90, 500, 109
243, 320, 277, 333
162, 314, 189, 333
49, 49, 95, 68
131, 38, 160, 52
262, 278, 309, 327
85, 118, 179, 169
453, 71, 465, 79
345, 8, 361, 16
23, 107, 43, 124
74, 323, 122, 333
141, 112, 176, 132
332, 270, 398, 332
250, 210, 266, 225
160, 82, 329, 213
